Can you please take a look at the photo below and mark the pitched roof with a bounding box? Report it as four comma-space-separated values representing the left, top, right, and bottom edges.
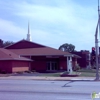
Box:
5, 39, 80, 57
5, 39, 46, 49
10, 47, 72, 56
0, 48, 32, 61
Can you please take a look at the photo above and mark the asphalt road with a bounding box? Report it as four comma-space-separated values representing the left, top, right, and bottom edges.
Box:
0, 80, 99, 100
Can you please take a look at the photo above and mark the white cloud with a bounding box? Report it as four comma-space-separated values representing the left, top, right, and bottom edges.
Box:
0, 18, 26, 41
0, 0, 98, 51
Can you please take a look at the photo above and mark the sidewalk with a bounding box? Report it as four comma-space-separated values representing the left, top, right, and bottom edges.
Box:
0, 76, 95, 81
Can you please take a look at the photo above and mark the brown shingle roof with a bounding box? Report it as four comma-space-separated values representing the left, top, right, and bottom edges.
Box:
0, 48, 32, 61
5, 40, 80, 58
9, 47, 72, 56
5, 39, 46, 49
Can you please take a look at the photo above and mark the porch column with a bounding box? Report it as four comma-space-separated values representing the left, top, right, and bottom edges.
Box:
67, 56, 73, 74
87, 53, 91, 69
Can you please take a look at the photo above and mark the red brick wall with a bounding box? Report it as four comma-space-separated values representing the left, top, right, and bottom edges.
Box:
30, 56, 67, 72
0, 60, 30, 73
12, 61, 30, 72
59, 57, 67, 70
72, 57, 77, 70
0, 61, 12, 73
31, 56, 46, 72
71, 51, 89, 68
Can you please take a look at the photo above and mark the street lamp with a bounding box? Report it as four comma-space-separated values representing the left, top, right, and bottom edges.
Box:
95, 0, 100, 80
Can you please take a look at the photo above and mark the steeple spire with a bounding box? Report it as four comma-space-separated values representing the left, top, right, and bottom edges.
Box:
27, 22, 32, 41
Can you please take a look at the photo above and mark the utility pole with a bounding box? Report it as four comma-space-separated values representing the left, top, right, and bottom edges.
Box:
95, 0, 100, 80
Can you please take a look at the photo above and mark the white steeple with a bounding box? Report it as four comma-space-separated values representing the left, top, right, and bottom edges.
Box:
27, 22, 32, 41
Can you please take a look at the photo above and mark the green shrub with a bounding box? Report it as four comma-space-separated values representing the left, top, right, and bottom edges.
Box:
1, 70, 6, 74
62, 71, 69, 75
74, 64, 80, 71
31, 70, 36, 72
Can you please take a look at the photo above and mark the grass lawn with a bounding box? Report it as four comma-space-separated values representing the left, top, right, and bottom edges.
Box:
79, 72, 96, 77
0, 69, 99, 77
40, 72, 62, 77
75, 69, 99, 77
40, 69, 100, 77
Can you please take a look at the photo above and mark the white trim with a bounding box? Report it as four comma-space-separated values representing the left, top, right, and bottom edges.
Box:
64, 55, 74, 57
46, 56, 59, 58
20, 54, 71, 56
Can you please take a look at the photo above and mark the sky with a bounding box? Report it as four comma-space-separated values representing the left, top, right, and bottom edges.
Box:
0, 0, 99, 51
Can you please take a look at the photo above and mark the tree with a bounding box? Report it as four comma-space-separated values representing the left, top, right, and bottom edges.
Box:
59, 43, 75, 52
0, 39, 14, 48
0, 39, 3, 48
3, 41, 14, 47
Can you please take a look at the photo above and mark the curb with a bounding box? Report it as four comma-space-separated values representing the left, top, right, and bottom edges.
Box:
0, 76, 96, 81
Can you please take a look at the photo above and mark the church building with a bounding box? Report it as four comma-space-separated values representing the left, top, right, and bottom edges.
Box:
0, 23, 79, 73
